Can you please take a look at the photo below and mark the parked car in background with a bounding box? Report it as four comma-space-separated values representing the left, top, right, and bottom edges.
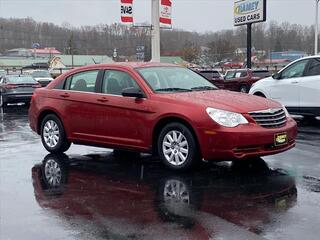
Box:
196, 69, 223, 81
0, 69, 6, 78
22, 62, 49, 70
29, 62, 297, 171
249, 56, 320, 119
211, 69, 271, 93
0, 75, 41, 107
24, 70, 54, 87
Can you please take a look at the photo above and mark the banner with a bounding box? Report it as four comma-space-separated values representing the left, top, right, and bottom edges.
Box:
120, 0, 134, 24
160, 0, 172, 28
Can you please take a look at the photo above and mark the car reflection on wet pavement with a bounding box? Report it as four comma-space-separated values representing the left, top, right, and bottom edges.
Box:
1, 106, 320, 240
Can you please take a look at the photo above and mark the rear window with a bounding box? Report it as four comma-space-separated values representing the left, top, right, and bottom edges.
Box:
252, 70, 270, 78
7, 76, 36, 84
31, 71, 51, 78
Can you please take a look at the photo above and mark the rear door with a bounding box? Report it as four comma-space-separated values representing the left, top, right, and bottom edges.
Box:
93, 69, 152, 150
59, 69, 102, 140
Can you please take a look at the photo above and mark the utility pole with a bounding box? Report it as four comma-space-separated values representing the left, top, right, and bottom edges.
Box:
151, 0, 160, 62
247, 23, 252, 69
315, 0, 320, 55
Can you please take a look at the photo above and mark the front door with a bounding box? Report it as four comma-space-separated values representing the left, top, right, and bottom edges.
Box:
269, 59, 309, 109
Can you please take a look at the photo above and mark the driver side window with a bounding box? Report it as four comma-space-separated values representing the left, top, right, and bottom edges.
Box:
280, 60, 308, 79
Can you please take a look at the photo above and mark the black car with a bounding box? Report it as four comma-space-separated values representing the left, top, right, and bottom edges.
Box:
0, 75, 41, 107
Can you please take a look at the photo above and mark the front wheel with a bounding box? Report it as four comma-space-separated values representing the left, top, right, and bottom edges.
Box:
158, 123, 199, 171
41, 114, 71, 153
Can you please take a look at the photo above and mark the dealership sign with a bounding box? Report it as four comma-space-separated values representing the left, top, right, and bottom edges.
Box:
160, 0, 172, 28
234, 0, 266, 26
120, 0, 134, 24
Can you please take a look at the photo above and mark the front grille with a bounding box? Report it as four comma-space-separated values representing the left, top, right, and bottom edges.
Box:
249, 108, 287, 128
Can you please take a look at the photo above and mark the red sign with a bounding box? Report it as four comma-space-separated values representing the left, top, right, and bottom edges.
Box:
160, 0, 172, 28
120, 0, 133, 24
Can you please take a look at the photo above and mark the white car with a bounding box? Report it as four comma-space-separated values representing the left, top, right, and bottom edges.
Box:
249, 56, 320, 119
24, 70, 54, 87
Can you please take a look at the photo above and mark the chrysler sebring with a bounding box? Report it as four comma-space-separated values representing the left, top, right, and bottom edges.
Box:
29, 63, 297, 170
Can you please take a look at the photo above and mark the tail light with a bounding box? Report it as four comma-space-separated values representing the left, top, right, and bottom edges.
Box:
4, 84, 18, 89
32, 83, 42, 88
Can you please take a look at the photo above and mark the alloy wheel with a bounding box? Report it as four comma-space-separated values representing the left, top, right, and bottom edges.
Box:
162, 130, 189, 166
43, 120, 60, 148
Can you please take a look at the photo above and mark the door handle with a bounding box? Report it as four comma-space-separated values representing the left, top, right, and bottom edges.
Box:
291, 80, 299, 84
60, 93, 70, 98
97, 97, 109, 103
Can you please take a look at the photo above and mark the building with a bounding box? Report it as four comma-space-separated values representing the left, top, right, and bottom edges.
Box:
270, 51, 307, 62
4, 48, 61, 58
54, 55, 113, 67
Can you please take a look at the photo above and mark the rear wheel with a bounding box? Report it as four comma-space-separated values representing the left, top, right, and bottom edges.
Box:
239, 85, 248, 93
158, 123, 199, 171
41, 114, 71, 153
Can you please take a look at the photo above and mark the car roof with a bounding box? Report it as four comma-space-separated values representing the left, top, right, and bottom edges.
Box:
69, 62, 179, 72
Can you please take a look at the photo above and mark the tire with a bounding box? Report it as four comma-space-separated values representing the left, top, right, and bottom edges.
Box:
157, 122, 199, 171
41, 114, 71, 153
239, 85, 248, 93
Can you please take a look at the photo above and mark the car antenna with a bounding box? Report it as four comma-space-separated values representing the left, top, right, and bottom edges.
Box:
92, 58, 97, 64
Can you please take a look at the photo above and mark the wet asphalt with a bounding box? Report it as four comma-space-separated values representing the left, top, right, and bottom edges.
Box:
0, 106, 320, 240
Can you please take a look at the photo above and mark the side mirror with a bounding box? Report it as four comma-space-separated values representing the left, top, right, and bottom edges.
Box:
272, 73, 281, 80
122, 87, 145, 98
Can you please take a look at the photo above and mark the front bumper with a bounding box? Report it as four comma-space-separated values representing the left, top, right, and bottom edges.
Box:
197, 118, 297, 161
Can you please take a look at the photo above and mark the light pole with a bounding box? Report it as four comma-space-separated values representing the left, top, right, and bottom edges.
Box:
151, 0, 161, 62
315, 0, 320, 55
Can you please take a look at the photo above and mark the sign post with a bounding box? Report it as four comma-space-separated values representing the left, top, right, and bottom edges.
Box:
247, 23, 252, 68
151, 0, 161, 62
234, 0, 266, 68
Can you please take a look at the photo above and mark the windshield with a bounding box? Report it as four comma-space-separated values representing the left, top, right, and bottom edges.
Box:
31, 71, 51, 78
137, 67, 217, 93
7, 76, 37, 84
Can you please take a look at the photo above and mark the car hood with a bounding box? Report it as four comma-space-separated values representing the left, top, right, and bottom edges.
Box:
161, 90, 281, 113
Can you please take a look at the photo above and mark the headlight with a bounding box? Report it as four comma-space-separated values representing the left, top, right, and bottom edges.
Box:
282, 105, 290, 117
206, 107, 249, 127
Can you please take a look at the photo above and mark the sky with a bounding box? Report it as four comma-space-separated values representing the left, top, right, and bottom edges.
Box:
0, 0, 317, 32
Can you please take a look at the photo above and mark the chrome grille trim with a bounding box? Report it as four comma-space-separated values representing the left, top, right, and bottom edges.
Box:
249, 108, 287, 128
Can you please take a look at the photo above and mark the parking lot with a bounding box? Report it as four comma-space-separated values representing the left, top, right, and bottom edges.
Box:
0, 106, 319, 240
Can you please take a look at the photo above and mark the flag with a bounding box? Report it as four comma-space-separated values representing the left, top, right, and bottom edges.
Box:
120, 0, 134, 24
160, 0, 172, 28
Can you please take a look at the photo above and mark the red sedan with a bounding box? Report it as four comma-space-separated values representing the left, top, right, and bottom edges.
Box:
28, 62, 297, 170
